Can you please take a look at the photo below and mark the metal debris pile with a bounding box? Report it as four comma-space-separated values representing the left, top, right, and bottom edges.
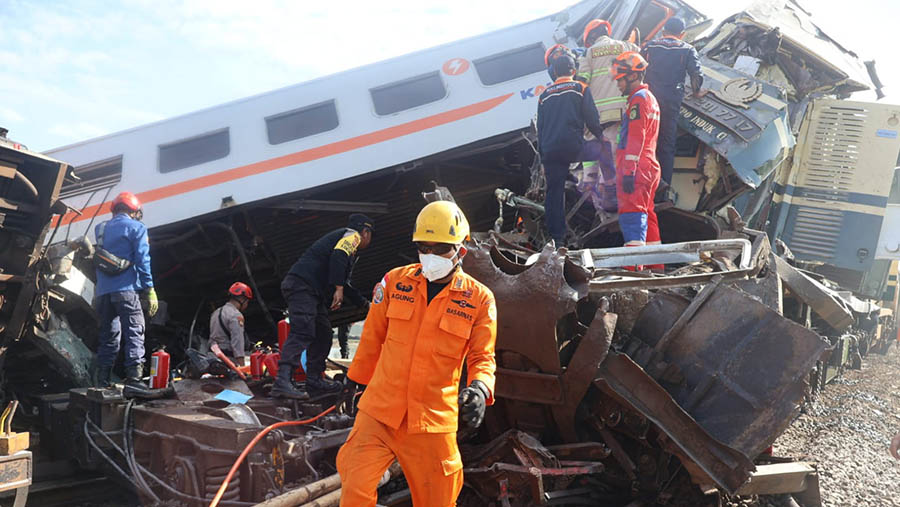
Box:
452, 230, 839, 506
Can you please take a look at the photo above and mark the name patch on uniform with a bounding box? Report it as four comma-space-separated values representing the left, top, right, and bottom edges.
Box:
391, 293, 415, 303
446, 308, 474, 321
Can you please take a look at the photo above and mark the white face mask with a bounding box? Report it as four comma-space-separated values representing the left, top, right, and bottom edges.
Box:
419, 252, 458, 282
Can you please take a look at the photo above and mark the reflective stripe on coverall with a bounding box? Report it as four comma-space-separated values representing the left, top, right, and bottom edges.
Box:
337, 264, 497, 506
616, 84, 661, 247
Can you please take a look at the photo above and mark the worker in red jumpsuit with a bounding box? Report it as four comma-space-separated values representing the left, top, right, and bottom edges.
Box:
611, 52, 662, 262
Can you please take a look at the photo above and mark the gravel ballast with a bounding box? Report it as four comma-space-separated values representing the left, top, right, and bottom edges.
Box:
772, 346, 900, 506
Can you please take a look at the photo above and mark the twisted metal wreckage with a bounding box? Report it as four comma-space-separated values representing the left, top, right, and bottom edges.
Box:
2, 0, 897, 505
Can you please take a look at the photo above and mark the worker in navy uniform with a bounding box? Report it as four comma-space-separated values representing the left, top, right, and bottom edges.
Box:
93, 191, 157, 392
209, 282, 253, 366
536, 46, 606, 246
272, 214, 374, 399
641, 17, 704, 189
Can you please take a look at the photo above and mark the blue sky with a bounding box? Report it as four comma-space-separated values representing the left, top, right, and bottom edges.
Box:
1, 0, 894, 152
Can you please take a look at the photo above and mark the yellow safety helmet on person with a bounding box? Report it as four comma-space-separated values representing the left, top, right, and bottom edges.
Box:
412, 200, 470, 245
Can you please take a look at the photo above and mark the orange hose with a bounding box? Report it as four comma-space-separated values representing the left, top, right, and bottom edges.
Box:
208, 404, 337, 507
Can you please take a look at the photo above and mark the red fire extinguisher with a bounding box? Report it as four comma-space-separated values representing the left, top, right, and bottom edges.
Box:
150, 348, 170, 389
277, 318, 290, 351
249, 349, 264, 380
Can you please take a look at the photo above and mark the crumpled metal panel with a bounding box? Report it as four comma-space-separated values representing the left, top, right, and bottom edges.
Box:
463, 243, 587, 374
595, 352, 754, 493
772, 255, 852, 330
679, 60, 795, 189
632, 282, 827, 460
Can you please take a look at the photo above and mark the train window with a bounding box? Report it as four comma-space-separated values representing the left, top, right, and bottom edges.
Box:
370, 72, 446, 116
158, 129, 230, 173
60, 156, 123, 199
635, 2, 671, 42
473, 43, 546, 86
266, 100, 339, 145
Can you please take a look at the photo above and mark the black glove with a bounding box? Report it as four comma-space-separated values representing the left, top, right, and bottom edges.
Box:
339, 378, 361, 415
622, 174, 635, 194
458, 380, 489, 429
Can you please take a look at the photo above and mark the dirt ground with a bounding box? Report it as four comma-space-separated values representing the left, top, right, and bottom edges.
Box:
773, 344, 900, 507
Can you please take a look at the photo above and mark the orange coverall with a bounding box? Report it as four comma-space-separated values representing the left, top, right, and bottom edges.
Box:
337, 264, 497, 506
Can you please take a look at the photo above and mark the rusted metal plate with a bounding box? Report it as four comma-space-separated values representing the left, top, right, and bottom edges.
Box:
632, 283, 828, 462
464, 243, 585, 374
595, 352, 754, 493
494, 369, 564, 405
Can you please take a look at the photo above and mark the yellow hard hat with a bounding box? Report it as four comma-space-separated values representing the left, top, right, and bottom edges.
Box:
412, 201, 470, 245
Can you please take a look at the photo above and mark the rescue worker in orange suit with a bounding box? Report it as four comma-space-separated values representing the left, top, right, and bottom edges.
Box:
336, 201, 497, 506
537, 46, 607, 246
272, 214, 374, 400
611, 52, 663, 260
576, 19, 640, 213
209, 283, 253, 366
641, 17, 704, 190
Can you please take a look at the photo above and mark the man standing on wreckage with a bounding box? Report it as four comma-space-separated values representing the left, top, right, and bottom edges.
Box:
336, 201, 498, 506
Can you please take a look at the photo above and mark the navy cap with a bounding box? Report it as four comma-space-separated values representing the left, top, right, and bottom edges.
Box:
664, 17, 686, 34
348, 213, 375, 232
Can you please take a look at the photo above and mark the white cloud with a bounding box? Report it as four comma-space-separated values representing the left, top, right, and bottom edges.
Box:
0, 107, 23, 123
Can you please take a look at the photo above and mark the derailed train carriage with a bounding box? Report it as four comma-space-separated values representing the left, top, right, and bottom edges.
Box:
1, 0, 899, 505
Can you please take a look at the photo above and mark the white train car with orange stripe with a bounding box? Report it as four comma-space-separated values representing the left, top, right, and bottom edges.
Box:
46, 0, 700, 240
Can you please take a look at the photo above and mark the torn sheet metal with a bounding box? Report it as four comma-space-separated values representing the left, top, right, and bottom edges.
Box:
631, 282, 828, 462
462, 243, 587, 375
595, 352, 754, 493
772, 255, 853, 330
679, 60, 795, 189
738, 0, 872, 94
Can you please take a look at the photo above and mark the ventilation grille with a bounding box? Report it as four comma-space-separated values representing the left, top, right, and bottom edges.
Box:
787, 207, 843, 259
799, 105, 868, 196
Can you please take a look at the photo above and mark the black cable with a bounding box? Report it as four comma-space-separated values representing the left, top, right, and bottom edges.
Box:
85, 417, 254, 506
123, 400, 160, 503
82, 420, 140, 490
203, 222, 277, 334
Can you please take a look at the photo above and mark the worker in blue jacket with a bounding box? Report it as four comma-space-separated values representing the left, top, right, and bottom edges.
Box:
93, 191, 157, 392
641, 17, 704, 190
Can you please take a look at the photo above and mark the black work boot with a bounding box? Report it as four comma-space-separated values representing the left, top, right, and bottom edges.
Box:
94, 365, 112, 388
271, 368, 310, 400
306, 374, 342, 396
123, 365, 152, 399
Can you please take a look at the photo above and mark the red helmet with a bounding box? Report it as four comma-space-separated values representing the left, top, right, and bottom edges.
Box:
112, 191, 142, 212
229, 282, 253, 300
611, 51, 649, 80
583, 19, 612, 46
544, 43, 572, 66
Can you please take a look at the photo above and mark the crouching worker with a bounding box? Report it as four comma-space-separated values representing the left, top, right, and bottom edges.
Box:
209, 282, 253, 366
336, 201, 498, 506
